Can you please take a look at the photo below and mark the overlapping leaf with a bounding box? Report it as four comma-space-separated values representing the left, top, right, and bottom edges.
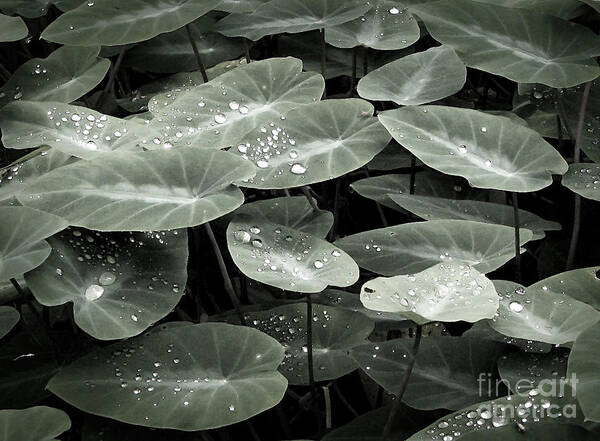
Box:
0, 306, 19, 339
563, 163, 600, 201
18, 149, 256, 231
0, 14, 27, 42
0, 406, 71, 441
48, 322, 287, 430
498, 349, 569, 395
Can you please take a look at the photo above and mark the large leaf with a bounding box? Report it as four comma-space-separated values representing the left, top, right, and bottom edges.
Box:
563, 164, 600, 202
41, 0, 222, 46
352, 337, 505, 409
335, 220, 532, 276
357, 46, 466, 105
18, 149, 255, 231
473, 0, 588, 18
147, 57, 324, 149
0, 306, 19, 339
48, 322, 287, 430
360, 262, 499, 323
0, 46, 110, 108
379, 106, 568, 192
582, 0, 600, 12
0, 101, 160, 159
0, 0, 52, 18
123, 17, 242, 74
464, 320, 552, 354
25, 228, 187, 340
529, 266, 600, 311
233, 196, 333, 238
214, 0, 371, 41
325, 1, 420, 50
567, 321, 600, 422
0, 407, 71, 441
410, 0, 600, 88
227, 216, 359, 293
246, 303, 374, 385
0, 206, 69, 280
498, 349, 569, 395
490, 280, 600, 345
0, 14, 27, 42
231, 99, 391, 189
388, 194, 561, 240
216, 0, 270, 13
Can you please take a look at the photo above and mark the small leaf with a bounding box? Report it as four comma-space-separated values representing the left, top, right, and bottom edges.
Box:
48, 322, 287, 430
379, 105, 568, 192
361, 262, 499, 323
25, 228, 188, 340
0, 206, 69, 280
335, 220, 532, 276
563, 163, 600, 202
0, 306, 19, 339
18, 149, 255, 231
0, 407, 70, 441
0, 0, 52, 18
357, 46, 466, 105
0, 14, 27, 42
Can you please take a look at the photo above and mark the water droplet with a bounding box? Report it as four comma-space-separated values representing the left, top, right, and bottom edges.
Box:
85, 284, 104, 301
99, 271, 116, 286
290, 163, 307, 175
234, 230, 251, 243
389, 7, 400, 14
509, 301, 524, 313
214, 113, 227, 124
313, 260, 324, 269
228, 101, 240, 110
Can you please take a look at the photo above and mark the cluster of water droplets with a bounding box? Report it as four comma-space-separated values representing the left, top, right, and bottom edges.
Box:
499, 351, 568, 395
569, 165, 600, 192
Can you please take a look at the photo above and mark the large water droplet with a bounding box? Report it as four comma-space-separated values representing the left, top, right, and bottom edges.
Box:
85, 284, 104, 301
99, 271, 116, 286
290, 163, 307, 175
509, 301, 524, 313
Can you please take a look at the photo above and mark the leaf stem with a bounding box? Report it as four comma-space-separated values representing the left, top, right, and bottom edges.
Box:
243, 38, 252, 63
566, 81, 592, 270
306, 293, 316, 388
95, 47, 127, 109
381, 325, 422, 441
320, 28, 326, 96
511, 192, 521, 283
348, 47, 357, 96
362, 47, 368, 76
204, 223, 246, 325
322, 385, 332, 429
328, 179, 341, 241
185, 24, 209, 83
409, 154, 417, 195
301, 186, 319, 211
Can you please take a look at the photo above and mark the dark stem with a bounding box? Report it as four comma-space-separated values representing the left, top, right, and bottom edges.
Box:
364, 168, 388, 226
409, 154, 417, 195
0, 62, 11, 82
322, 385, 332, 429
511, 192, 521, 283
332, 381, 359, 416
362, 47, 368, 76
306, 293, 315, 388
348, 47, 357, 96
10, 278, 51, 335
204, 223, 246, 325
557, 91, 575, 141
381, 325, 423, 441
328, 179, 341, 241
95, 47, 127, 109
185, 24, 209, 83
320, 28, 326, 95
301, 186, 319, 211
566, 81, 592, 270
243, 38, 252, 63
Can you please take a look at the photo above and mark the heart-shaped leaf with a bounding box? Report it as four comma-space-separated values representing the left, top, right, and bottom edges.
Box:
563, 163, 600, 202
411, 0, 600, 88
48, 322, 287, 430
227, 216, 359, 292
325, 1, 420, 50
498, 349, 569, 395
0, 306, 19, 339
0, 406, 71, 441
0, 14, 27, 42
25, 228, 187, 340
357, 46, 466, 105
360, 262, 499, 323
0, 206, 69, 280
379, 106, 568, 192
0, 45, 110, 108
18, 149, 255, 231
147, 57, 325, 149
335, 220, 532, 276
528, 266, 600, 311
233, 196, 333, 238
231, 99, 391, 189
388, 194, 561, 240
41, 0, 222, 46
246, 303, 374, 385
490, 280, 600, 344
214, 0, 371, 41
352, 336, 505, 409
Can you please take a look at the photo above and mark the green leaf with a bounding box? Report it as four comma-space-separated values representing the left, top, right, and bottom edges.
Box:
123, 17, 242, 74
25, 228, 187, 340
214, 0, 371, 41
0, 0, 52, 18
335, 220, 533, 276
563, 164, 600, 202
357, 46, 466, 105
388, 194, 561, 240
0, 406, 71, 441
147, 57, 325, 149
352, 337, 505, 409
528, 266, 600, 311
498, 349, 569, 395
367, 143, 415, 171
464, 320, 552, 354
0, 306, 19, 339
0, 206, 69, 280
48, 322, 287, 430
490, 280, 600, 344
0, 101, 159, 159
473, 0, 588, 18
227, 217, 359, 293
216, 0, 270, 13
246, 303, 374, 385
410, 0, 600, 88
231, 99, 391, 189
360, 262, 499, 323
0, 14, 27, 42
41, 0, 222, 46
461, 424, 597, 441
567, 321, 600, 422
0, 45, 110, 108
18, 149, 256, 231
582, 0, 600, 12
379, 106, 568, 192
325, 1, 420, 50
233, 196, 333, 238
